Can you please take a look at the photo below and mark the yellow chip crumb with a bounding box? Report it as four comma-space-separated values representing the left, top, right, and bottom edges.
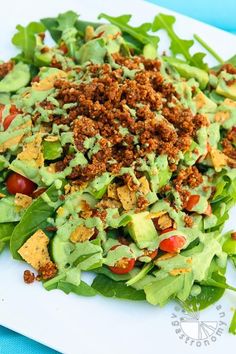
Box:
15, 193, 32, 208
117, 185, 136, 210
18, 230, 51, 270
169, 268, 192, 276
107, 183, 119, 200
139, 176, 150, 195
17, 133, 44, 167
70, 225, 95, 243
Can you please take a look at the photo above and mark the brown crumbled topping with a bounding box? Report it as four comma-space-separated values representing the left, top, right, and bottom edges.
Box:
51, 56, 63, 69
136, 195, 149, 211
184, 215, 194, 228
231, 232, 236, 240
174, 166, 203, 190
0, 61, 14, 79
45, 226, 58, 232
23, 270, 35, 284
218, 63, 236, 75
45, 54, 207, 184
222, 128, 236, 160
37, 262, 57, 280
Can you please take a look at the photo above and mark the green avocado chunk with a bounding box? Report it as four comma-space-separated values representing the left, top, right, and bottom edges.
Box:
43, 140, 63, 160
127, 211, 158, 249
216, 71, 236, 100
165, 57, 209, 89
0, 62, 30, 92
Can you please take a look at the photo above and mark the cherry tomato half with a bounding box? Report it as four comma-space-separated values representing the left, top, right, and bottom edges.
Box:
6, 172, 37, 196
0, 105, 19, 130
108, 245, 136, 274
185, 194, 200, 211
141, 248, 158, 260
159, 228, 186, 253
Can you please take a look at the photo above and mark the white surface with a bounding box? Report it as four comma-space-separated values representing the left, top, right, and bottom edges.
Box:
0, 1, 236, 353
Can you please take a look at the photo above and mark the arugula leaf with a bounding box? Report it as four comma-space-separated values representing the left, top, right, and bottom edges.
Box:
98, 13, 159, 52
184, 285, 225, 310
56, 10, 78, 31
193, 34, 224, 64
12, 22, 45, 63
40, 17, 61, 42
92, 274, 146, 301
44, 276, 97, 297
189, 52, 208, 71
144, 275, 185, 306
152, 13, 193, 61
57, 280, 97, 296
93, 266, 131, 281
152, 13, 207, 70
10, 180, 65, 260
200, 272, 236, 292
229, 310, 236, 335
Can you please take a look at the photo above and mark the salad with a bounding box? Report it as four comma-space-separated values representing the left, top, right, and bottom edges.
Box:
0, 10, 236, 329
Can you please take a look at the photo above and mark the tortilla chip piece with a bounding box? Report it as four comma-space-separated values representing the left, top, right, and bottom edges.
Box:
107, 183, 119, 200
18, 230, 51, 270
139, 176, 150, 195
15, 193, 32, 208
70, 225, 95, 243
17, 133, 44, 167
214, 111, 230, 123
117, 185, 136, 210
210, 147, 228, 171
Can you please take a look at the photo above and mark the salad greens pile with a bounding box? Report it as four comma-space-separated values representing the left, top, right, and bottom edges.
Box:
0, 10, 236, 330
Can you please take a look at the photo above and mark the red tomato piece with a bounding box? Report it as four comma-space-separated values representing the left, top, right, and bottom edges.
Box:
185, 195, 200, 211
159, 229, 186, 253
0, 105, 19, 130
6, 172, 37, 196
108, 245, 136, 274
142, 248, 158, 260
159, 236, 186, 253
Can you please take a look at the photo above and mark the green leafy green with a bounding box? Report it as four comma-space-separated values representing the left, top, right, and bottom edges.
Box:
10, 180, 65, 260
12, 22, 45, 64
44, 278, 97, 297
98, 13, 159, 52
184, 285, 225, 310
144, 274, 185, 306
152, 13, 207, 69
229, 310, 236, 335
193, 34, 224, 64
92, 274, 146, 301
0, 222, 16, 253
200, 272, 236, 292
0, 196, 24, 223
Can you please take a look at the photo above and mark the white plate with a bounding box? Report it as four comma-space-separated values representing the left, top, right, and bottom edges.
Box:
0, 1, 236, 353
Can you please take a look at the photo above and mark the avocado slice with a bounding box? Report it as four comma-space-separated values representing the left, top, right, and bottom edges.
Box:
165, 57, 209, 90
0, 62, 30, 93
216, 72, 236, 100
127, 211, 158, 249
